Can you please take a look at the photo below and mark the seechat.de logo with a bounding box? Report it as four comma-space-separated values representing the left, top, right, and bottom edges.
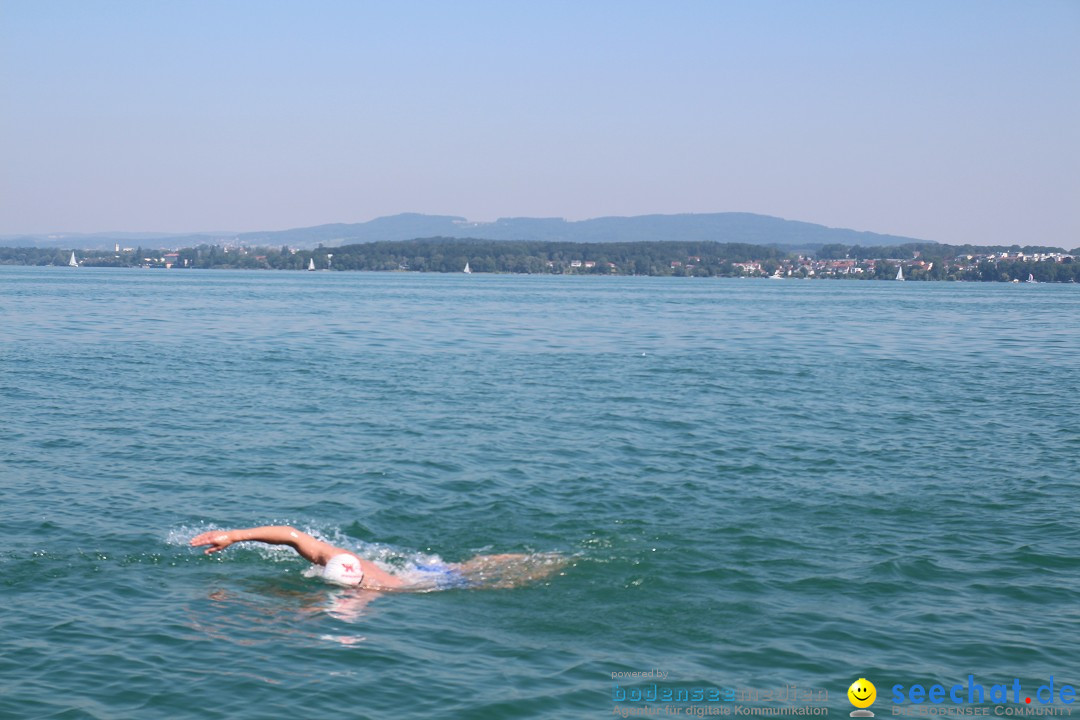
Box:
849, 678, 877, 717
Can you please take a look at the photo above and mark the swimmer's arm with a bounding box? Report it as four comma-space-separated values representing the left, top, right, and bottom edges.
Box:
190, 526, 340, 565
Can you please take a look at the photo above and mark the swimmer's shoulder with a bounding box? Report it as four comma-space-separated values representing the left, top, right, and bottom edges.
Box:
351, 555, 405, 589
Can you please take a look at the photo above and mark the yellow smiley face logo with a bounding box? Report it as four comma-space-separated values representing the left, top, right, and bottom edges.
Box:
848, 678, 876, 708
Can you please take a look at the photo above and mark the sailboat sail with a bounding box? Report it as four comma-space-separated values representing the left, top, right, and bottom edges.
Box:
69, 252, 78, 268
463, 262, 472, 274
308, 258, 316, 271
896, 265, 904, 281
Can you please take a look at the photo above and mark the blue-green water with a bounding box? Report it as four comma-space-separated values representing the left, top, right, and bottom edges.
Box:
1, 267, 1078, 719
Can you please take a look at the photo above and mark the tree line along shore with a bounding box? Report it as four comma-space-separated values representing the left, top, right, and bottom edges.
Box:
3, 238, 1078, 282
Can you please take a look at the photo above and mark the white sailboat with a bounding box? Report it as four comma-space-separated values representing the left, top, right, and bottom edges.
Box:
1026, 273, 1037, 283
463, 262, 472, 274
68, 251, 78, 268
896, 265, 904, 281
308, 258, 316, 271
769, 268, 783, 279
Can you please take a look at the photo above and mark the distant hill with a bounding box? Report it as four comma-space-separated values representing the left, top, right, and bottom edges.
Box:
238, 212, 930, 248
3, 213, 932, 250
0, 230, 235, 251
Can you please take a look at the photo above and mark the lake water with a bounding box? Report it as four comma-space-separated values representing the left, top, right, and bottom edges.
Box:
1, 267, 1078, 719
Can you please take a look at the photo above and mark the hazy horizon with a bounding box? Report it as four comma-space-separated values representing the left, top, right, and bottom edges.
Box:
2, 1, 1077, 246
0, 210, 935, 241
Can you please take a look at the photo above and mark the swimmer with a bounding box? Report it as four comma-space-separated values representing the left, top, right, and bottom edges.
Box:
190, 526, 403, 589
190, 525, 565, 591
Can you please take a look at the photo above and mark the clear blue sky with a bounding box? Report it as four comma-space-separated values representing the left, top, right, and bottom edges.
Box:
2, 0, 1077, 246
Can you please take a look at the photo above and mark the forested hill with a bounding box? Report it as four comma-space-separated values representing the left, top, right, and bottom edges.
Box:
324, 238, 785, 273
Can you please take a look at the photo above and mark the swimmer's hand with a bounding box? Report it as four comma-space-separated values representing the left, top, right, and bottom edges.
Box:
190, 530, 235, 555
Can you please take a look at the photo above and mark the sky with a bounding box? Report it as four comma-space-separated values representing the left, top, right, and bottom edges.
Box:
1, 0, 1078, 246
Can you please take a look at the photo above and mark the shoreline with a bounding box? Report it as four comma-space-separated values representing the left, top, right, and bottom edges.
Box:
2, 263, 1077, 283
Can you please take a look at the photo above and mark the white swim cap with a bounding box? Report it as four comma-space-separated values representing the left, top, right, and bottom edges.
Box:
323, 554, 365, 587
